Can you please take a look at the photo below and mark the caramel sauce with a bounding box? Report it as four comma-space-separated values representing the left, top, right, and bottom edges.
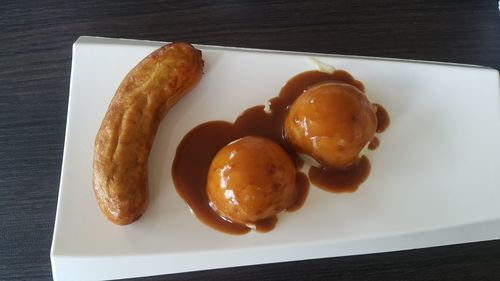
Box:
171, 121, 249, 235
172, 70, 389, 234
255, 216, 278, 233
286, 172, 310, 212
368, 137, 380, 150
308, 156, 371, 193
374, 103, 390, 133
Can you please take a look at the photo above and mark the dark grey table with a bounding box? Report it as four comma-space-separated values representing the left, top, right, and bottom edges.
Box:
1, 1, 500, 280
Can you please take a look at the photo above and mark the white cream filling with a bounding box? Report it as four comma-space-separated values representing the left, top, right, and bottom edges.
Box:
308, 57, 336, 74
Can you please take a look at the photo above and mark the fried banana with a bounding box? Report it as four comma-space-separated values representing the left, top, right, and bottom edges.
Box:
93, 42, 204, 225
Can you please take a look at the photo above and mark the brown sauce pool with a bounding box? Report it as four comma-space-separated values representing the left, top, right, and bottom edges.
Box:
309, 156, 371, 193
374, 103, 390, 133
368, 137, 380, 150
286, 172, 310, 212
172, 70, 389, 234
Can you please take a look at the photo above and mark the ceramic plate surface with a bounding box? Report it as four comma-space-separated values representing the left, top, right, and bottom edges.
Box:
51, 36, 500, 281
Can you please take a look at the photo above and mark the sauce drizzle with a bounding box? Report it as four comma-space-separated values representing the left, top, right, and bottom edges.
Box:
308, 156, 371, 193
368, 137, 380, 150
172, 70, 389, 234
375, 103, 390, 133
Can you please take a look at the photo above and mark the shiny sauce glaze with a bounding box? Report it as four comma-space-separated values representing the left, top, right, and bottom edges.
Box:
172, 70, 389, 234
368, 137, 380, 150
374, 103, 390, 133
308, 156, 371, 193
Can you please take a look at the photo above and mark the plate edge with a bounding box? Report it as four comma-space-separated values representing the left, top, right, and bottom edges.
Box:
74, 35, 498, 71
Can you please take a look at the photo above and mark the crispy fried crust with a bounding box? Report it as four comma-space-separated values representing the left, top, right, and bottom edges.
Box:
93, 42, 203, 225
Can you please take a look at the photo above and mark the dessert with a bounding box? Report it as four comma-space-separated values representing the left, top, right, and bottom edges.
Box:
93, 42, 203, 225
206, 136, 297, 226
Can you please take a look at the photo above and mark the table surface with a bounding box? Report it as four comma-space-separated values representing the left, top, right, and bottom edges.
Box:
1, 1, 499, 280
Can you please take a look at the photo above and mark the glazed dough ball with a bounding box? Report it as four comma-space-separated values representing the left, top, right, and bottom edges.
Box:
284, 82, 377, 168
206, 136, 296, 225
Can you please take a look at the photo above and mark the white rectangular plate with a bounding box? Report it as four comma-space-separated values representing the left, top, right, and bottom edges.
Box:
51, 36, 500, 281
